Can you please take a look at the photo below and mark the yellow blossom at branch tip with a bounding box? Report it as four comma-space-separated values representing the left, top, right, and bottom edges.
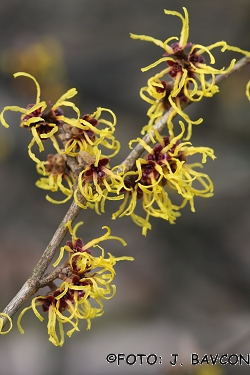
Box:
131, 6, 249, 131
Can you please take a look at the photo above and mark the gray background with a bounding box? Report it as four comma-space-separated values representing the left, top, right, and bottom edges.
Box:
0, 1, 249, 374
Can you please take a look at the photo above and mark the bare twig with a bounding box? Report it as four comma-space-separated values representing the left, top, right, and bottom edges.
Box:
1, 55, 250, 329
39, 266, 71, 288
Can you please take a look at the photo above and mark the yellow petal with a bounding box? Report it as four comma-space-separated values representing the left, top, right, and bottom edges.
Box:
14, 72, 41, 104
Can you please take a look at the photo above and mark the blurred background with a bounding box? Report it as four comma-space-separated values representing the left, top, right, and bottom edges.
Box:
0, 1, 249, 374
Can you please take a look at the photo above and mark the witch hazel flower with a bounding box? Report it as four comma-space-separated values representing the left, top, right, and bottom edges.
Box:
113, 122, 215, 235
17, 221, 133, 347
131, 7, 236, 100
74, 155, 125, 211
0, 72, 79, 171
36, 153, 74, 204
130, 7, 250, 140
139, 75, 203, 140
62, 107, 120, 159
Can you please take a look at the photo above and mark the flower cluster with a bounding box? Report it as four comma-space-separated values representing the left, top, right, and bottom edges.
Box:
110, 6, 249, 234
17, 221, 133, 346
0, 72, 122, 204
131, 7, 250, 139
0, 7, 249, 232
113, 123, 215, 236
